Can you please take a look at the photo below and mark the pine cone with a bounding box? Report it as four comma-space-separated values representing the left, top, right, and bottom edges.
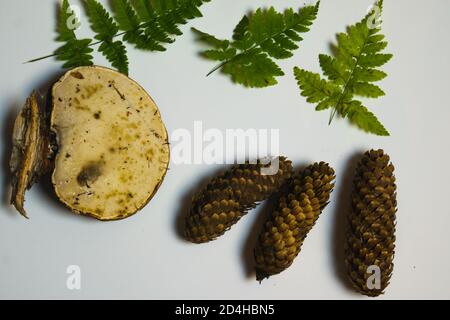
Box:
345, 149, 397, 297
254, 162, 335, 281
185, 157, 293, 243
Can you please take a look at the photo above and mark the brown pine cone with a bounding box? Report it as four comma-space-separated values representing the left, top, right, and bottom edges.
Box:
254, 162, 335, 281
345, 149, 397, 297
185, 157, 293, 243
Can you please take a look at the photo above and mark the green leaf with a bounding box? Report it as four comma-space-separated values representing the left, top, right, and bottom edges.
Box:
352, 82, 385, 98
194, 2, 320, 88
293, 2, 392, 135
295, 1, 321, 29
99, 40, 129, 75
363, 41, 387, 54
92, 0, 211, 54
222, 49, 284, 88
232, 16, 249, 41
118, 0, 211, 51
55, 39, 94, 68
316, 97, 339, 111
131, 0, 170, 45
112, 0, 140, 31
336, 32, 359, 58
111, 0, 150, 50
368, 34, 385, 44
347, 103, 390, 136
191, 27, 229, 50
293, 67, 339, 103
85, 0, 119, 41
359, 53, 393, 68
85, 0, 128, 74
249, 7, 284, 44
353, 67, 387, 82
156, 16, 182, 37
319, 54, 348, 84
202, 49, 236, 61
131, 0, 153, 22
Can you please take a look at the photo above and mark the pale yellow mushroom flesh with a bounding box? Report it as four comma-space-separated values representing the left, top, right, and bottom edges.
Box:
50, 66, 170, 220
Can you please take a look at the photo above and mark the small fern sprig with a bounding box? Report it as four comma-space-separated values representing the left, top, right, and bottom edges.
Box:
192, 1, 320, 88
294, 0, 392, 136
28, 0, 211, 75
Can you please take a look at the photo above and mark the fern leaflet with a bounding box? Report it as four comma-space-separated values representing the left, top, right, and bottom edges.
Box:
86, 0, 128, 74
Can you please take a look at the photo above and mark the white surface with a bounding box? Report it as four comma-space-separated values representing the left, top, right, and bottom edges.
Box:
0, 0, 449, 300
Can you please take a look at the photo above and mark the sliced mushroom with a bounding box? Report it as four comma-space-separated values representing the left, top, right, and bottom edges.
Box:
10, 66, 170, 220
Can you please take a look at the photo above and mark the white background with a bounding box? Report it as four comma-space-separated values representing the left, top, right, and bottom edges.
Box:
0, 0, 449, 299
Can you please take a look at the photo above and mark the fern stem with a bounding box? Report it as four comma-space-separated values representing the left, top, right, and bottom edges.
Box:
206, 44, 253, 77
206, 44, 259, 76
24, 53, 59, 64
207, 60, 229, 77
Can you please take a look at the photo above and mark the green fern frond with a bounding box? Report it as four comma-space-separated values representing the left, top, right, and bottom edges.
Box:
54, 0, 93, 68
29, 0, 211, 74
192, 1, 320, 88
293, 0, 392, 136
